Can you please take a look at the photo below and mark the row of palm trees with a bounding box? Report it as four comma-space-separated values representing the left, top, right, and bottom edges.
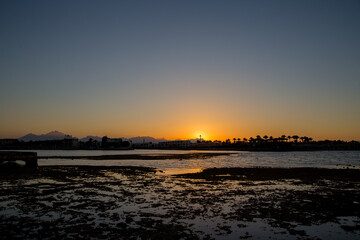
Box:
225, 135, 313, 144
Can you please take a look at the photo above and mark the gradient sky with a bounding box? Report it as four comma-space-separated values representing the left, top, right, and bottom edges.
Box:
1, 0, 359, 141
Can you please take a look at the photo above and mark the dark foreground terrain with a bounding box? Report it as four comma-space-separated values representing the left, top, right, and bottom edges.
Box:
1, 166, 360, 239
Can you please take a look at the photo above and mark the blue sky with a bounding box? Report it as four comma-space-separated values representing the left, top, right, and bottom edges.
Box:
1, 0, 359, 140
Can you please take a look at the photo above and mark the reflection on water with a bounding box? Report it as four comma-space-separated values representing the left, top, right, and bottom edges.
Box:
34, 150, 360, 174
12, 149, 231, 157
159, 168, 202, 175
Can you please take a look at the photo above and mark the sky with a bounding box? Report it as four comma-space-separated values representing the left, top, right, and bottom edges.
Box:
0, 0, 359, 141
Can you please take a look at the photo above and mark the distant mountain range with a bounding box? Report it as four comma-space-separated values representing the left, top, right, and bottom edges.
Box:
79, 136, 103, 142
18, 131, 169, 143
18, 131, 76, 142
124, 136, 168, 144
80, 136, 168, 143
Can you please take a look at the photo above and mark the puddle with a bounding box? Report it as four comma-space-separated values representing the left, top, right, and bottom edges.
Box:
160, 168, 202, 175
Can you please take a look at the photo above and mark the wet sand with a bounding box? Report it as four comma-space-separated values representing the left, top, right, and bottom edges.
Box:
176, 167, 360, 181
1, 166, 359, 239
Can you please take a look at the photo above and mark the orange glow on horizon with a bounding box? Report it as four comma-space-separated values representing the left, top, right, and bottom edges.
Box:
193, 131, 207, 141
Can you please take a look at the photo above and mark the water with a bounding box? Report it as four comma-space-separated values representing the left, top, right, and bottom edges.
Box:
9, 149, 360, 173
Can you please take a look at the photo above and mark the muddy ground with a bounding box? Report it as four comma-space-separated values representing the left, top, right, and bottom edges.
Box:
0, 166, 360, 239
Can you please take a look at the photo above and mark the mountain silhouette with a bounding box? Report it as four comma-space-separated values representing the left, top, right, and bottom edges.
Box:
18, 132, 169, 143
18, 131, 76, 142
126, 136, 167, 144
79, 136, 102, 142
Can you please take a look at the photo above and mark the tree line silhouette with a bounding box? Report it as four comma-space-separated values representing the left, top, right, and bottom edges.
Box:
203, 135, 313, 145
194, 134, 360, 151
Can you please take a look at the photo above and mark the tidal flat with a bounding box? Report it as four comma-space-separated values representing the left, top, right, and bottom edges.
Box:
1, 166, 360, 240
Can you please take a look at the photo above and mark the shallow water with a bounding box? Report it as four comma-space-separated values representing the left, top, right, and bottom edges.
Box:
4, 150, 360, 174
35, 150, 360, 173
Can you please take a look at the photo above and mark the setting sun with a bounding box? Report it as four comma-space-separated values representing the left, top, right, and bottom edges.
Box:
193, 132, 208, 141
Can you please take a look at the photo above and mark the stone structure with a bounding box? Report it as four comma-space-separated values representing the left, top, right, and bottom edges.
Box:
0, 151, 37, 167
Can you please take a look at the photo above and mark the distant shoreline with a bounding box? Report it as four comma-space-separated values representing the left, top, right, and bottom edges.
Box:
38, 152, 233, 160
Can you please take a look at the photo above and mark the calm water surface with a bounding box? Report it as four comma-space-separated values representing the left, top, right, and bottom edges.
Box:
12, 150, 360, 174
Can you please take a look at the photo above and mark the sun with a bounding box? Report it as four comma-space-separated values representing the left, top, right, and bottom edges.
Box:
194, 132, 208, 141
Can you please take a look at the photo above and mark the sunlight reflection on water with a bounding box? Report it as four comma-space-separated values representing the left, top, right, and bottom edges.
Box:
35, 150, 360, 174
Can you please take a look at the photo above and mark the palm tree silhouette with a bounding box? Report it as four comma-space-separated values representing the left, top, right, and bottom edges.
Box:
292, 135, 299, 143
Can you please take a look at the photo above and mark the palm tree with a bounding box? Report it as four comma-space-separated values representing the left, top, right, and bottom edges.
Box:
269, 136, 274, 142
233, 138, 237, 144
292, 135, 299, 143
243, 138, 248, 142
237, 138, 241, 143
263, 135, 268, 141
281, 135, 287, 142
287, 136, 292, 142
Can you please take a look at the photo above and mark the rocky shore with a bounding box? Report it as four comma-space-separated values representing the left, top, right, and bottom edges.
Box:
1, 166, 359, 239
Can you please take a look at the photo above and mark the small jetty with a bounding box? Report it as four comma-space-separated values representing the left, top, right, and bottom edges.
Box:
0, 151, 37, 167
